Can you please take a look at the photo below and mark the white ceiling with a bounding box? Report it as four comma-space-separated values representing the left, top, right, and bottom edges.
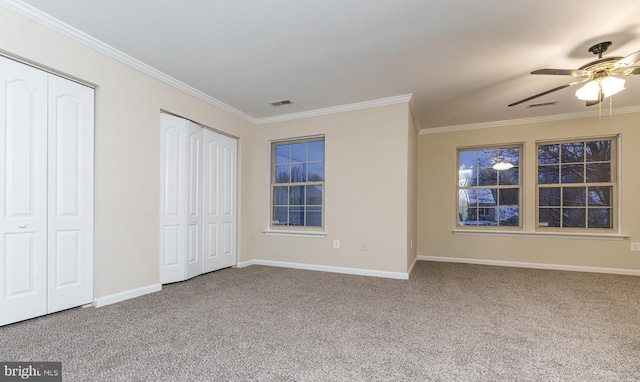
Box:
15, 0, 640, 129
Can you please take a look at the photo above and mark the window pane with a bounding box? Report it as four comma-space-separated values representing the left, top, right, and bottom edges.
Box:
273, 186, 288, 205
289, 186, 304, 205
561, 142, 584, 163
538, 144, 559, 164
498, 189, 518, 206
500, 147, 520, 166
290, 163, 307, 182
539, 208, 561, 227
538, 165, 559, 184
308, 162, 324, 181
275, 164, 290, 183
289, 206, 304, 226
588, 186, 612, 207
498, 167, 519, 185
588, 208, 612, 228
586, 163, 611, 183
306, 185, 322, 205
459, 189, 476, 210
562, 208, 586, 228
275, 144, 290, 164
499, 207, 519, 226
306, 206, 322, 226
458, 167, 476, 187
539, 187, 560, 206
291, 142, 306, 163
478, 168, 497, 186
459, 207, 478, 225
561, 164, 584, 183
585, 140, 611, 162
308, 140, 324, 161
459, 150, 477, 168
273, 207, 288, 225
563, 187, 586, 206
478, 149, 498, 168
478, 208, 498, 226
477, 189, 497, 207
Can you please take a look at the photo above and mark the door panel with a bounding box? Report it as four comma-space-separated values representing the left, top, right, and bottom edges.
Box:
203, 129, 237, 273
0, 57, 48, 326
47, 74, 94, 314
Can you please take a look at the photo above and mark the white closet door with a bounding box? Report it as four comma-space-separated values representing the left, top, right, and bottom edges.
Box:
0, 57, 48, 326
159, 114, 188, 283
185, 122, 202, 280
46, 75, 94, 313
202, 129, 237, 273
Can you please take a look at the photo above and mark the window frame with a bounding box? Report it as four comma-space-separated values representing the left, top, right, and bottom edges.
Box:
456, 143, 524, 230
535, 136, 618, 232
269, 136, 325, 231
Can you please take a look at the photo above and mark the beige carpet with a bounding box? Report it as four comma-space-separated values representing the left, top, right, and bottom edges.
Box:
1, 261, 639, 381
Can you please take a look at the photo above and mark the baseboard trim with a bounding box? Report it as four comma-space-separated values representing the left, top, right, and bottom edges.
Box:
243, 259, 409, 280
407, 256, 418, 277
417, 256, 640, 276
92, 283, 162, 308
236, 260, 255, 268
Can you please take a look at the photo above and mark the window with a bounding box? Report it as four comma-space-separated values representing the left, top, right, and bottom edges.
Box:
271, 137, 324, 228
537, 138, 616, 229
457, 145, 521, 227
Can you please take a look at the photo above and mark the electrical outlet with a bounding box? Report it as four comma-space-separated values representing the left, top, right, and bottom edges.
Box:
631, 242, 640, 252
360, 242, 368, 251
333, 240, 340, 249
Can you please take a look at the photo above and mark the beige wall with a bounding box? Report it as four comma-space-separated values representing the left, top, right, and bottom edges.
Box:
0, 7, 252, 297
418, 113, 640, 270
245, 104, 412, 274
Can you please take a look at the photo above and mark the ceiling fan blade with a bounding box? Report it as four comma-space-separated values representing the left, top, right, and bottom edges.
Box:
531, 68, 589, 77
616, 49, 640, 67
508, 81, 581, 107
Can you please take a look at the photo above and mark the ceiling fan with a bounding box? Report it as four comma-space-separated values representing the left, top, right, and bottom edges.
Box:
509, 41, 640, 107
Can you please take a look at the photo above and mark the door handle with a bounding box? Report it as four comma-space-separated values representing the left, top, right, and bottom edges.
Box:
18, 223, 27, 228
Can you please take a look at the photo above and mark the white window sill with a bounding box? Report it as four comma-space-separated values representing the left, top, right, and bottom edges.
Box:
263, 229, 327, 238
452, 229, 627, 241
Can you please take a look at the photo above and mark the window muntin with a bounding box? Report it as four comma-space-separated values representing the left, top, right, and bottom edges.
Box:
271, 138, 324, 228
536, 138, 615, 229
457, 145, 522, 227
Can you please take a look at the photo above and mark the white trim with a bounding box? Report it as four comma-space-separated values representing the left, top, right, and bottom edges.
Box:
92, 284, 162, 308
236, 260, 255, 268
254, 94, 414, 124
419, 106, 640, 135
418, 256, 640, 276
0, 0, 257, 124
407, 256, 418, 276
244, 259, 409, 280
451, 229, 627, 240
262, 229, 327, 238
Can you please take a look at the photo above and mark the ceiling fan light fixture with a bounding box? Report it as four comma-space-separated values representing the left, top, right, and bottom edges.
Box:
575, 80, 601, 101
601, 76, 625, 97
575, 76, 626, 101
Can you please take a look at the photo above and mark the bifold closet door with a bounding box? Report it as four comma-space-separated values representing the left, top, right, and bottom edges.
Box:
160, 114, 237, 284
0, 56, 94, 326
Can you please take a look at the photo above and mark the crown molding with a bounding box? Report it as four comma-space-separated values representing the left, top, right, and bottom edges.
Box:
419, 105, 640, 135
0, 0, 258, 124
254, 94, 413, 125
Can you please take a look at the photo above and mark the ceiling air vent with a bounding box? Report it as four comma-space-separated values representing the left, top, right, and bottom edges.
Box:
270, 100, 292, 107
527, 101, 556, 108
